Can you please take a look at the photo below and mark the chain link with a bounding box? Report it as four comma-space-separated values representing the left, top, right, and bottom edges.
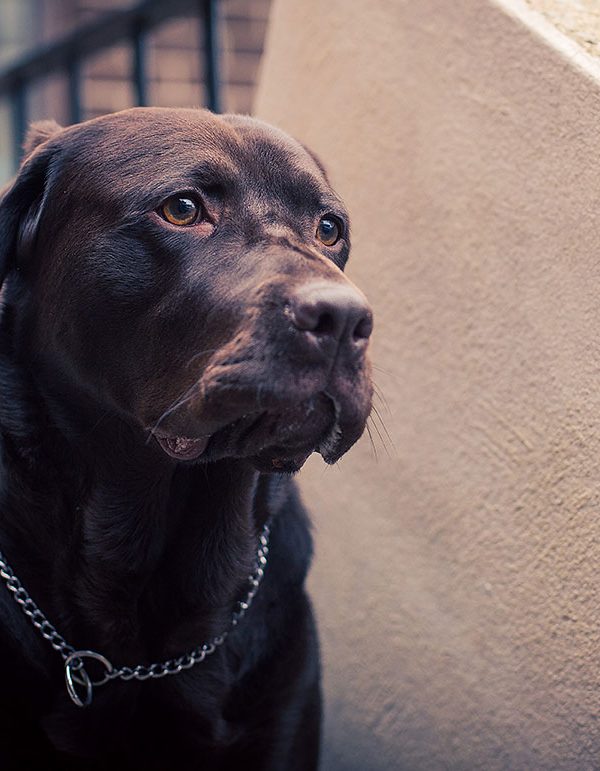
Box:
0, 522, 270, 705
0, 561, 75, 658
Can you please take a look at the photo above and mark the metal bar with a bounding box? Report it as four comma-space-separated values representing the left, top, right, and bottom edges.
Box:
202, 0, 220, 113
132, 24, 148, 107
0, 0, 200, 96
67, 59, 81, 124
0, 0, 223, 169
10, 84, 26, 167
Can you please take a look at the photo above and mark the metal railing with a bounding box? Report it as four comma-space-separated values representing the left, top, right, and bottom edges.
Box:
0, 0, 220, 169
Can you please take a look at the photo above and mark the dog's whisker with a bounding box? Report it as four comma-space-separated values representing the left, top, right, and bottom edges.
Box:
184, 348, 220, 370
367, 415, 387, 455
147, 393, 197, 439
151, 386, 197, 430
367, 413, 391, 458
370, 413, 397, 461
371, 363, 397, 379
145, 383, 200, 444
372, 381, 392, 416
370, 404, 395, 453
365, 422, 378, 461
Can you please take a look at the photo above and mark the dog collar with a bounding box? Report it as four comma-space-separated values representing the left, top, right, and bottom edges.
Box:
0, 522, 270, 707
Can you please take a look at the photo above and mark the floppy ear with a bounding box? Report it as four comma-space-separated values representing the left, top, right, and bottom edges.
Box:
22, 119, 62, 158
299, 142, 330, 182
0, 133, 61, 285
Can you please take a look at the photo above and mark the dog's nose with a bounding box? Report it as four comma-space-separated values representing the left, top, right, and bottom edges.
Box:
289, 282, 373, 356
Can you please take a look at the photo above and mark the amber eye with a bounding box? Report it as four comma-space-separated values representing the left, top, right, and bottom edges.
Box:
316, 215, 342, 246
160, 194, 202, 226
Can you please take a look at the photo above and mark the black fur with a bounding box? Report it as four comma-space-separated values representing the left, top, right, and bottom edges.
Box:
0, 108, 372, 769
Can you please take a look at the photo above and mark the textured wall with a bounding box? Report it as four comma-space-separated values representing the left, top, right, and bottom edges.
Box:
255, 0, 600, 769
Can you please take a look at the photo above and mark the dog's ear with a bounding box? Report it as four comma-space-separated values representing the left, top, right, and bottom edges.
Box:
22, 119, 63, 159
300, 142, 330, 183
0, 138, 60, 285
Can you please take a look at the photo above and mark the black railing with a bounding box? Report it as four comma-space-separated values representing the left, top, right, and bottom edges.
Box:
0, 0, 220, 169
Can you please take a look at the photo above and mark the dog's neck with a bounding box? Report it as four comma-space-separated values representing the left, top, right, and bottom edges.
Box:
69, 435, 262, 657
0, 311, 271, 664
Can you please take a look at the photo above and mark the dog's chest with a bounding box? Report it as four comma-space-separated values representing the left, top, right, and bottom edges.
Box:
43, 659, 244, 764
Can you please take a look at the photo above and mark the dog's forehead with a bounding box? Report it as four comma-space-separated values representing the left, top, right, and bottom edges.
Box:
55, 108, 336, 211
219, 114, 338, 211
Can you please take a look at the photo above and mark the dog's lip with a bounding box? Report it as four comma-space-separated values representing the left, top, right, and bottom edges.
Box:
153, 432, 211, 461
148, 392, 344, 466
152, 420, 314, 470
251, 448, 313, 474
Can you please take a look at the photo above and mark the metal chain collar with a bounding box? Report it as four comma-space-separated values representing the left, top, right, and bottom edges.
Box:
0, 522, 270, 708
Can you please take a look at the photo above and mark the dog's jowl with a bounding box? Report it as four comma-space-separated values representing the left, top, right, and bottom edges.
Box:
0, 108, 372, 770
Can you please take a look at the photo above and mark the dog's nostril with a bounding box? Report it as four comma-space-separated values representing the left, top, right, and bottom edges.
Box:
353, 313, 373, 342
291, 300, 337, 335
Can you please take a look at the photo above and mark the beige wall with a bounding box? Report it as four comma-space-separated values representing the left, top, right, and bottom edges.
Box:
255, 1, 600, 768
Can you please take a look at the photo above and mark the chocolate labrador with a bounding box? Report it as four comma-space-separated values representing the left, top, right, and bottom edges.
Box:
0, 107, 372, 770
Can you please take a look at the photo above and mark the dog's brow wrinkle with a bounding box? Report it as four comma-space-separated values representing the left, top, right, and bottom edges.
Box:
262, 224, 294, 239
190, 160, 239, 190
265, 235, 326, 263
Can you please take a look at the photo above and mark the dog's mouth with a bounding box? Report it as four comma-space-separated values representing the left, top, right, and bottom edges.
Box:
154, 428, 315, 471
151, 393, 347, 472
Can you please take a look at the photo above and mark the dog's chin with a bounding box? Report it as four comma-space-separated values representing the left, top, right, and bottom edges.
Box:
150, 393, 360, 472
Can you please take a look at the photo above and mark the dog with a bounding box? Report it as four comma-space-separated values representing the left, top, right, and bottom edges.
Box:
0, 107, 372, 769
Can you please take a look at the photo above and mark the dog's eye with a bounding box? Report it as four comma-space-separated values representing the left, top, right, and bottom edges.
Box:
160, 195, 202, 226
316, 216, 342, 246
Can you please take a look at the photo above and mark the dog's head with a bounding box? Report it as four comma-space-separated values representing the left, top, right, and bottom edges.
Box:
0, 108, 372, 473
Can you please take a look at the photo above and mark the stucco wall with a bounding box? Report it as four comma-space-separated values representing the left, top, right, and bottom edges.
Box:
255, 1, 600, 769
